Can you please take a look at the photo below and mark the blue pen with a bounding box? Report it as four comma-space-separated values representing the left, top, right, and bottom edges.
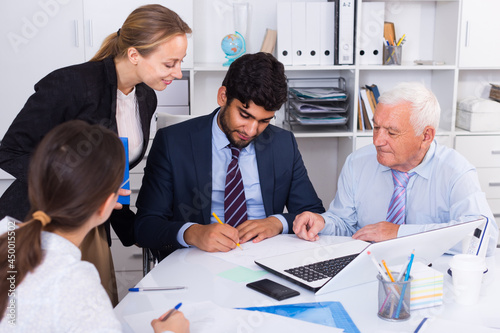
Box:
129, 286, 186, 292
161, 302, 182, 322
395, 251, 415, 318
414, 317, 428, 332
397, 255, 412, 282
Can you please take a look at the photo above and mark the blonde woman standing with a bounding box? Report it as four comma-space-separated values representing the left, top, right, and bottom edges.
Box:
0, 4, 192, 305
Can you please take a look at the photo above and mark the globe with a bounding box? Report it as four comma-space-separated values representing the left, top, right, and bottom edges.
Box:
221, 31, 246, 66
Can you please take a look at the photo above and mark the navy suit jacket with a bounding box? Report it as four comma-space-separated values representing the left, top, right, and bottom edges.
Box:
135, 109, 325, 252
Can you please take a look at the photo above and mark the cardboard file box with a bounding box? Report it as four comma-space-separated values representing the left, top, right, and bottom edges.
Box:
489, 83, 500, 102
456, 97, 500, 132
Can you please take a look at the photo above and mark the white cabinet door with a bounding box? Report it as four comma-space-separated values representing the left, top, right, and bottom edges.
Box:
0, 0, 86, 138
83, 0, 193, 67
459, 0, 500, 67
82, 0, 148, 61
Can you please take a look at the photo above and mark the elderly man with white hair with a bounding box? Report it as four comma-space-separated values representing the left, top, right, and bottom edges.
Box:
293, 82, 498, 256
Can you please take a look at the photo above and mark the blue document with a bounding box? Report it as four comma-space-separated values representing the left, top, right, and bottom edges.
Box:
118, 137, 130, 205
239, 302, 360, 333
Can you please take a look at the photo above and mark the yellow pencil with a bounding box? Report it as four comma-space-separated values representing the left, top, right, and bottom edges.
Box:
212, 212, 243, 250
396, 34, 406, 47
381, 260, 395, 282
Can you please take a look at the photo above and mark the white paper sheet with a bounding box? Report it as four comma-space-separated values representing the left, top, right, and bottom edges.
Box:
205, 234, 353, 269
122, 301, 342, 333
415, 317, 499, 333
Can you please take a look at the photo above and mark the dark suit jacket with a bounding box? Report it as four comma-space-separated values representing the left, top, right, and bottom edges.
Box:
0, 57, 157, 245
135, 109, 325, 253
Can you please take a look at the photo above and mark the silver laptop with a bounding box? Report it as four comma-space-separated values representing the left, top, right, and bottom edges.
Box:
255, 216, 487, 295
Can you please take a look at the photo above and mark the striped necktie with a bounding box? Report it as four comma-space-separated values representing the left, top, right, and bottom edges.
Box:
386, 170, 415, 225
224, 145, 247, 227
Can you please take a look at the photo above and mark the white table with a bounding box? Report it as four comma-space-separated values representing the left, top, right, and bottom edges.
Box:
114, 236, 500, 332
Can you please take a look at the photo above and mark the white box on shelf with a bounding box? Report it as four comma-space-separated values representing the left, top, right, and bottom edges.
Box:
319, 2, 335, 66
291, 2, 307, 66
456, 98, 500, 132
305, 2, 321, 65
358, 2, 385, 65
277, 2, 293, 66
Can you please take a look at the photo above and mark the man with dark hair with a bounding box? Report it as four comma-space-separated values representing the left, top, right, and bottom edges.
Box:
135, 52, 324, 255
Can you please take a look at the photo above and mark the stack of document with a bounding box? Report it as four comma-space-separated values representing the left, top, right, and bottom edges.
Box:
290, 100, 347, 114
289, 100, 348, 125
287, 87, 349, 126
409, 262, 444, 310
290, 116, 348, 125
289, 87, 348, 100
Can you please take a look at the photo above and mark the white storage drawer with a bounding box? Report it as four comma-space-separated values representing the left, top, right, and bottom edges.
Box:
487, 199, 500, 217
477, 168, 500, 198
155, 79, 189, 106
486, 199, 500, 246
455, 136, 500, 168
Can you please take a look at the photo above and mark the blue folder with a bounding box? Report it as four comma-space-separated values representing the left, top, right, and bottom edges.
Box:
118, 137, 130, 205
239, 302, 360, 333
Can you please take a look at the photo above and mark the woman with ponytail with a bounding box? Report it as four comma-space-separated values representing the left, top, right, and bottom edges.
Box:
0, 4, 192, 305
0, 120, 189, 332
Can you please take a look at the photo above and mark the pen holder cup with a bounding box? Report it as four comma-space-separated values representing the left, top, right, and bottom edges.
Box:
383, 45, 402, 65
377, 273, 412, 321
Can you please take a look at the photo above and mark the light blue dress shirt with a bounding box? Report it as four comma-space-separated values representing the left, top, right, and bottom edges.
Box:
176, 111, 288, 247
320, 141, 498, 255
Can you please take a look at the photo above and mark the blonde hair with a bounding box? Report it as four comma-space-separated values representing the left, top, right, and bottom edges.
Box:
90, 4, 191, 61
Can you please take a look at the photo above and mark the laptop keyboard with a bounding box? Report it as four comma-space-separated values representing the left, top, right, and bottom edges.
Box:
284, 253, 359, 282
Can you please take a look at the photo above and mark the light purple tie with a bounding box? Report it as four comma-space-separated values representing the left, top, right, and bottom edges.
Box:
386, 170, 415, 225
224, 145, 247, 227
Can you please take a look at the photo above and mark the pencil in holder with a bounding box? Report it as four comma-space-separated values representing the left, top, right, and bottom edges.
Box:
377, 272, 411, 321
383, 45, 402, 65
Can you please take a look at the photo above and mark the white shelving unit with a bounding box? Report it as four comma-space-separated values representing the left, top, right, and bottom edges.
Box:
188, 0, 500, 228
2, 0, 498, 224
184, 1, 486, 211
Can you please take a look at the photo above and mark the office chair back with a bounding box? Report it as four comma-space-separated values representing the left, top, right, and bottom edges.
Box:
143, 112, 196, 276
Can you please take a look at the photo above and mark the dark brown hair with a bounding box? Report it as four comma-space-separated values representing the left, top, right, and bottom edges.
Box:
0, 120, 124, 318
222, 52, 288, 111
90, 4, 192, 61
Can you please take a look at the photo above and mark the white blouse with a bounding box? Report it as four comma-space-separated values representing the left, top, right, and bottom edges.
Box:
0, 220, 122, 332
116, 88, 144, 163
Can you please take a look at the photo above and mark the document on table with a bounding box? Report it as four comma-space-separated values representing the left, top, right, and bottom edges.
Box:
413, 317, 500, 333
122, 301, 342, 333
206, 234, 353, 269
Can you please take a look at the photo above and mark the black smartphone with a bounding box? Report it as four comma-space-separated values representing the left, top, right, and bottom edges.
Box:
246, 279, 300, 301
